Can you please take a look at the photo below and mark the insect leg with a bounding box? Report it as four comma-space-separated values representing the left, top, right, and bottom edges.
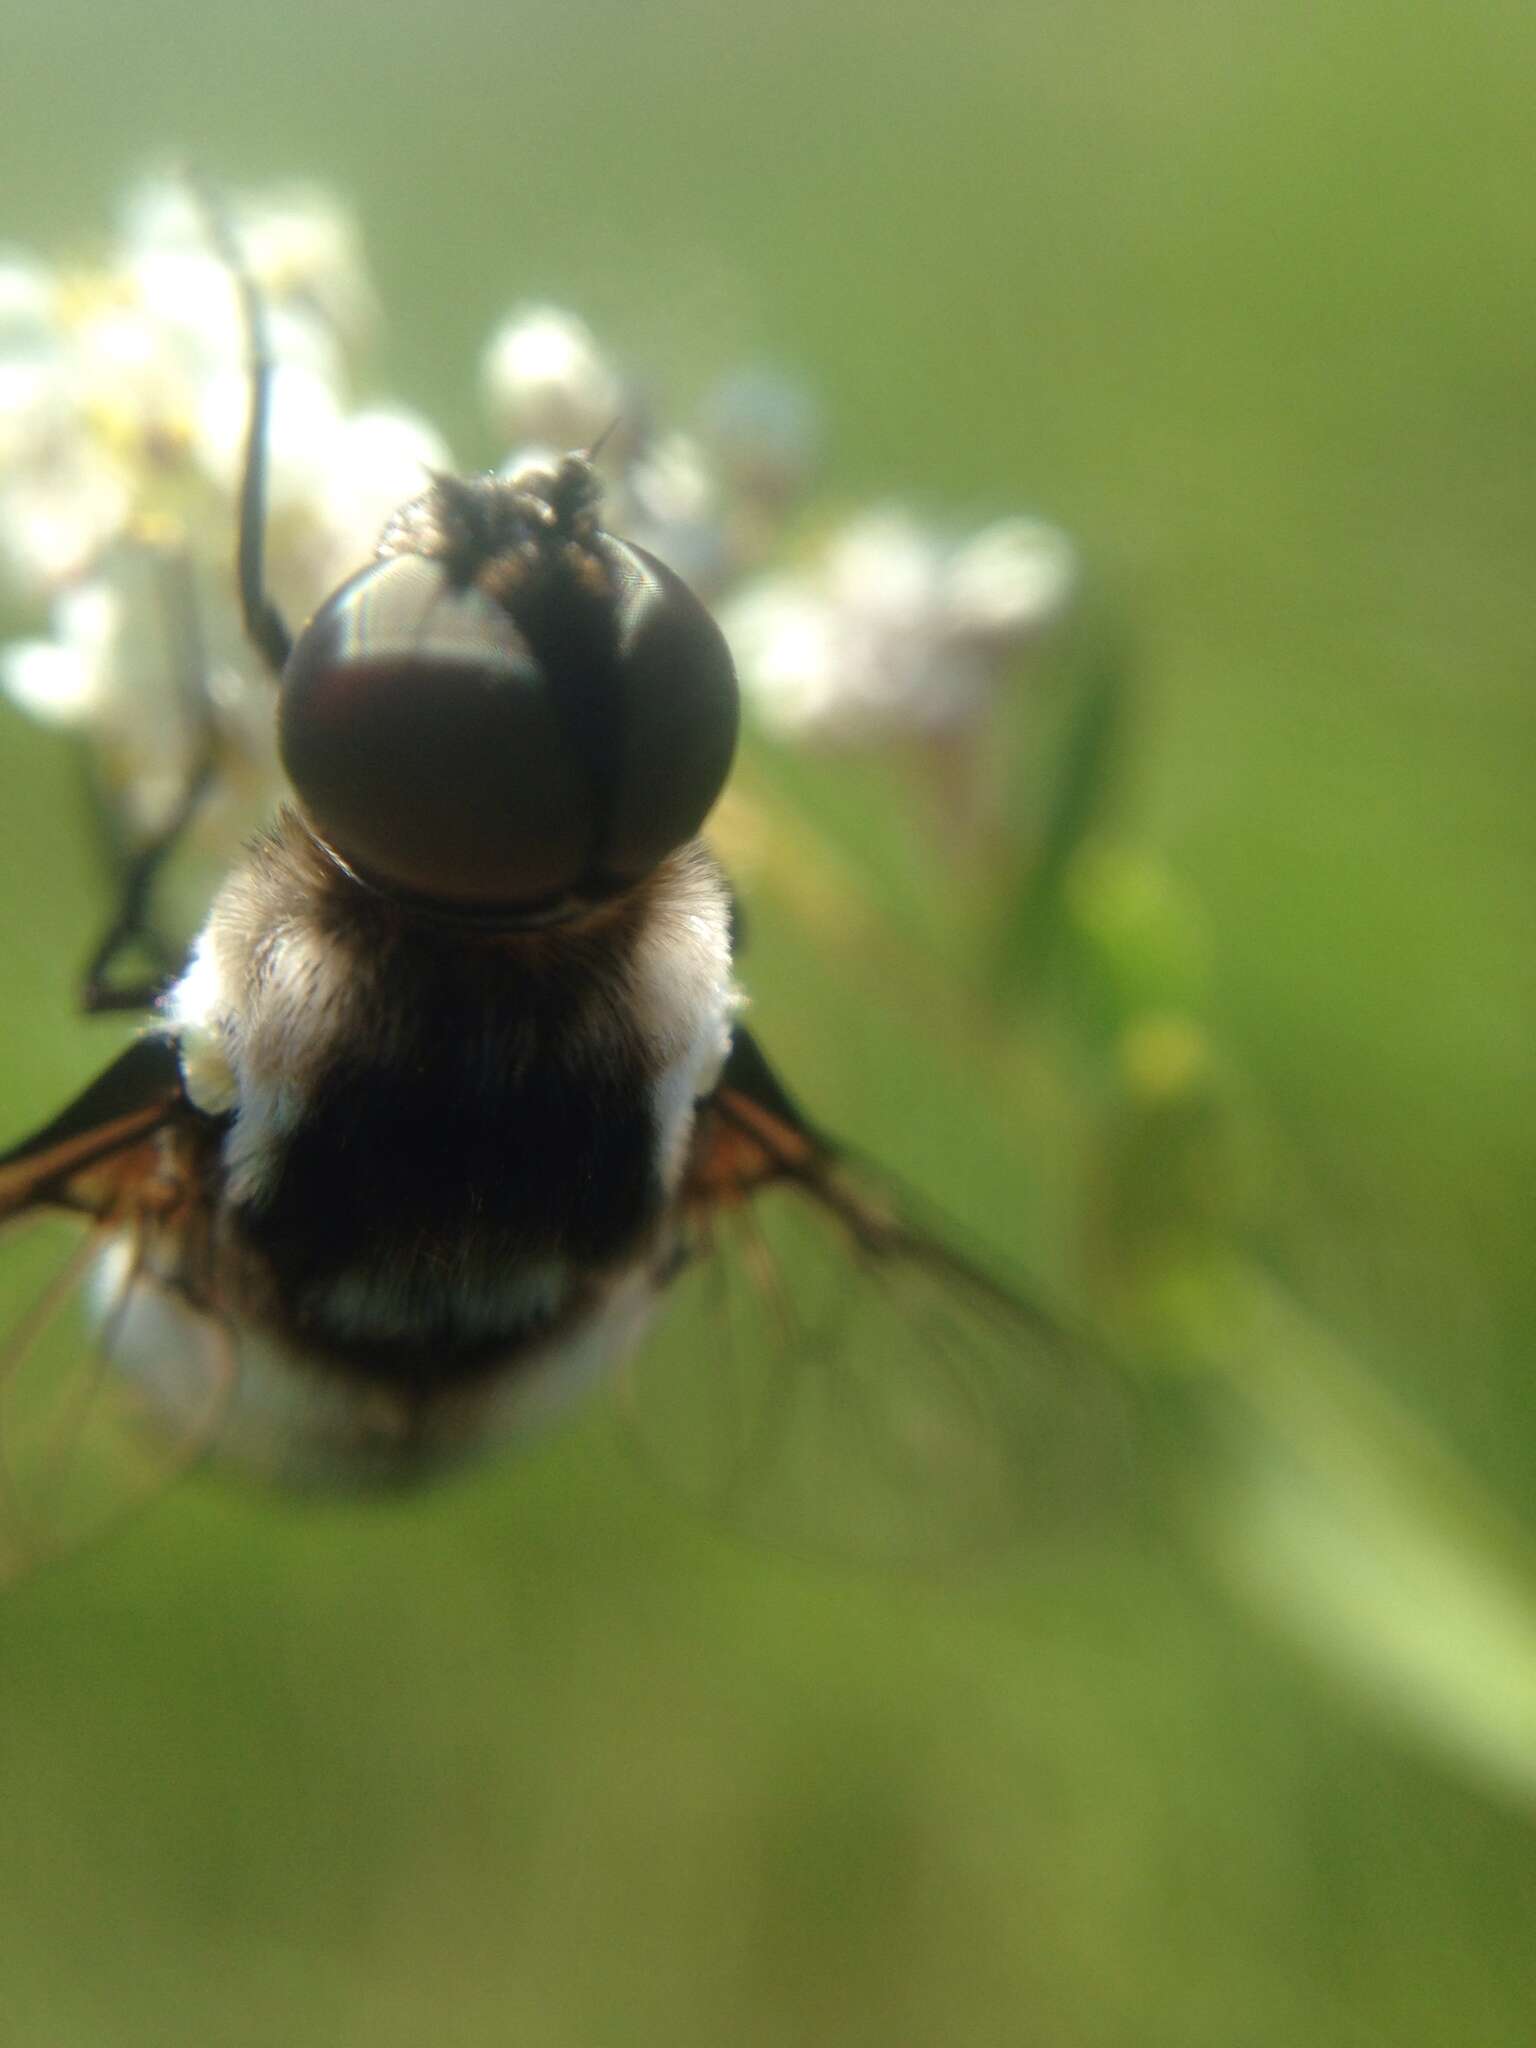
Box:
79, 548, 219, 1013
81, 181, 301, 1013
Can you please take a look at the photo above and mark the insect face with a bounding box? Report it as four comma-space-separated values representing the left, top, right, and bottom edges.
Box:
280, 460, 740, 914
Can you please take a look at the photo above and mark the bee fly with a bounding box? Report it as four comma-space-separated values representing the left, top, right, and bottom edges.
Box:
0, 213, 1109, 1577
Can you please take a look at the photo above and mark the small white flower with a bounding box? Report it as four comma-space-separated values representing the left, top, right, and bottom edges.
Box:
2, 630, 101, 723
237, 187, 378, 350
196, 357, 344, 513
2, 545, 205, 834
722, 508, 1076, 746
612, 431, 728, 592
482, 304, 622, 454
481, 314, 818, 600
717, 577, 842, 735
123, 244, 241, 379
0, 438, 135, 588
122, 176, 375, 352
943, 517, 1076, 643
306, 406, 452, 597
696, 368, 819, 516
0, 255, 54, 347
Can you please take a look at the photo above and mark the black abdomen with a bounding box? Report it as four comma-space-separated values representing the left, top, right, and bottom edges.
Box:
235, 1039, 660, 1378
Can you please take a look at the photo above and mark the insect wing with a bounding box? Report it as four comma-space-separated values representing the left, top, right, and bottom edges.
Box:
626, 1033, 1132, 1563
0, 1043, 232, 1586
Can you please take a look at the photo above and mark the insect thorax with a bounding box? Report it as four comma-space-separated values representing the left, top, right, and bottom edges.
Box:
167, 813, 736, 1385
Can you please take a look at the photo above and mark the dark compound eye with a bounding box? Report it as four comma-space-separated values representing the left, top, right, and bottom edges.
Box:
278, 510, 739, 912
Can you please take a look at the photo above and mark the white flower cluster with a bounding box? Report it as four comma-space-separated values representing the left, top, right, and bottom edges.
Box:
484, 306, 1075, 748
719, 509, 1075, 746
0, 177, 447, 851
0, 175, 1077, 893
482, 303, 819, 600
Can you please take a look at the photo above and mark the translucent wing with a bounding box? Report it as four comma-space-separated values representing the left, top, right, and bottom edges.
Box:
624, 1029, 1135, 1563
0, 1038, 233, 1587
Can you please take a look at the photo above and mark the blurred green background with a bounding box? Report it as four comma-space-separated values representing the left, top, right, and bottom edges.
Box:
2, 1, 1534, 2043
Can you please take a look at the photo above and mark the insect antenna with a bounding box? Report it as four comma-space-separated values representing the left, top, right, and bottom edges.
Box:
190, 172, 294, 678
583, 415, 624, 465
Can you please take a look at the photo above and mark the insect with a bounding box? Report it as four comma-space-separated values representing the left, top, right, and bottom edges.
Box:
0, 206, 1114, 1579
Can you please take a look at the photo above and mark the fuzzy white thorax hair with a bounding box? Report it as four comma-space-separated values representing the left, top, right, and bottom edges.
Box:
167, 830, 739, 1215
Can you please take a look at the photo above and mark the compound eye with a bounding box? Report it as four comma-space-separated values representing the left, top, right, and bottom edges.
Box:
279, 554, 596, 905
594, 539, 740, 885
279, 528, 740, 914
